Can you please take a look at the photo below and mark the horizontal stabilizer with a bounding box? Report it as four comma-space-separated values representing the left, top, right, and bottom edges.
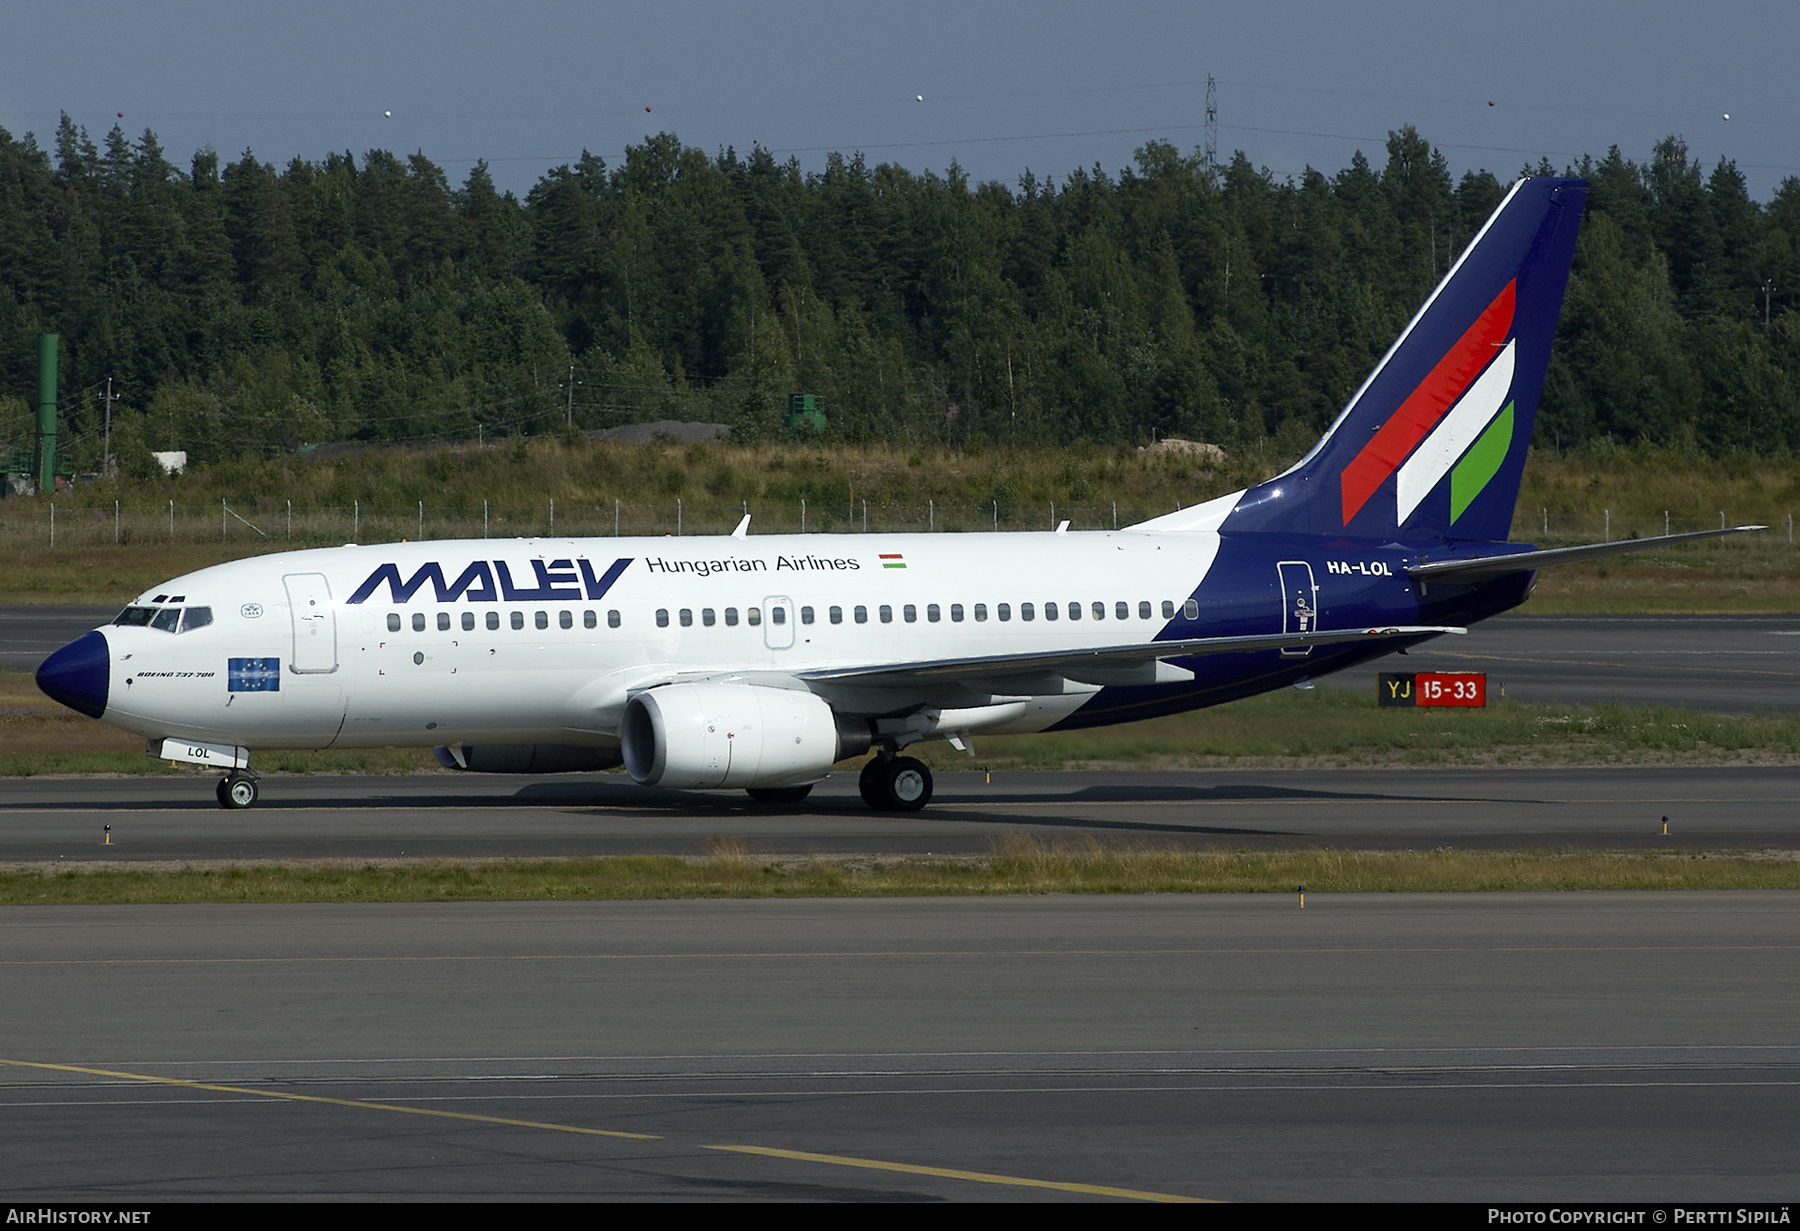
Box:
801, 625, 1464, 690
1409, 526, 1764, 585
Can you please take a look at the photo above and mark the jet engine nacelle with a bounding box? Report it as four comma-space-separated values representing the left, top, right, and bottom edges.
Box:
621, 682, 869, 789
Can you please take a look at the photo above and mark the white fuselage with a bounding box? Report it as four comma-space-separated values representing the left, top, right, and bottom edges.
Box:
98, 528, 1227, 751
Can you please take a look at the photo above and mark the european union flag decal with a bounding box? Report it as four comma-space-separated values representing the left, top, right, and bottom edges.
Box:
228, 658, 281, 692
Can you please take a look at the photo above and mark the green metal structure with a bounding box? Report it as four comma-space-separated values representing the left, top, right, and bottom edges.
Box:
784, 392, 825, 432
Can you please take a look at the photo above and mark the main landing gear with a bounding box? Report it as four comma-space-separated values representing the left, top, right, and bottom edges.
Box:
859, 755, 933, 812
216, 770, 259, 810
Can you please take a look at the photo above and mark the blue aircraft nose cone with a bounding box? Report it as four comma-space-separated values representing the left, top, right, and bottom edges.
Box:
37, 630, 110, 719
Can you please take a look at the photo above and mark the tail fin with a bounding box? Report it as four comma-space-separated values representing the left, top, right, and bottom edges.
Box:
1223, 177, 1587, 542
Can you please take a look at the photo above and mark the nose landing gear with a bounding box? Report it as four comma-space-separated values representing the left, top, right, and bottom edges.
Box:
216, 770, 259, 809
859, 754, 933, 811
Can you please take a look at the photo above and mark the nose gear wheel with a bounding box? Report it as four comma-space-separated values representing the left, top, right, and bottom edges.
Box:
217, 771, 259, 809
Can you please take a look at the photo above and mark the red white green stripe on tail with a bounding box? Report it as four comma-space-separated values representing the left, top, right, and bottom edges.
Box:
1215, 177, 1587, 543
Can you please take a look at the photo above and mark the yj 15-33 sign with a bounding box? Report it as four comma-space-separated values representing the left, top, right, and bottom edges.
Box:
1378, 672, 1487, 707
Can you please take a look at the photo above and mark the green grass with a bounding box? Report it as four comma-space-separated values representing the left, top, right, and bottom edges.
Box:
903, 688, 1800, 771
3, 841, 1796, 905
4, 437, 1797, 609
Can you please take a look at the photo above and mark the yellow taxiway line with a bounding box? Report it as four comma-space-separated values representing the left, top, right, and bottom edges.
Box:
0, 1056, 1206, 1202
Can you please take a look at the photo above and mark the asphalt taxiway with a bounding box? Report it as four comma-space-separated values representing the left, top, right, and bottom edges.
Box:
0, 764, 1797, 861
3, 893, 1796, 1201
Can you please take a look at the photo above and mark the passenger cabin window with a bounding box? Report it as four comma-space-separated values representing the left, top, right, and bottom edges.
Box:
607, 610, 621, 629
559, 610, 573, 629
771, 607, 785, 625
702, 608, 716, 627
1020, 603, 1034, 622
748, 608, 762, 626
800, 606, 814, 625
584, 610, 597, 629
511, 611, 524, 630
438, 612, 451, 631
879, 605, 893, 624
679, 608, 693, 627
725, 608, 739, 626
927, 604, 941, 623
1161, 600, 1176, 619
829, 606, 843, 625
998, 603, 1011, 622
1097, 602, 1110, 621
854, 606, 868, 624
487, 612, 500, 630
973, 604, 987, 622
535, 611, 549, 630
462, 612, 475, 631
656, 609, 670, 628
412, 613, 426, 632
1067, 602, 1081, 620
1184, 598, 1200, 619
950, 604, 963, 622
1043, 602, 1058, 621
387, 613, 402, 632
903, 604, 917, 623
1138, 601, 1151, 620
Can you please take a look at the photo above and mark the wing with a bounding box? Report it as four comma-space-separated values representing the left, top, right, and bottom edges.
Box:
797, 625, 1463, 690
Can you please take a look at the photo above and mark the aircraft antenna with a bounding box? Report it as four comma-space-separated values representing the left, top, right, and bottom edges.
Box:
1204, 75, 1218, 173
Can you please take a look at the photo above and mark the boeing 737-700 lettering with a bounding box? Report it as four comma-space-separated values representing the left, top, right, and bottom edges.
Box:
34, 177, 1759, 810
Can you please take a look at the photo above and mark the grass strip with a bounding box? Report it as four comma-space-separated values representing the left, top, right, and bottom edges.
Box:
4, 842, 1798, 906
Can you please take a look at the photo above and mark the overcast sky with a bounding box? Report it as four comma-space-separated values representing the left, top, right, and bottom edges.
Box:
5, 1, 1797, 200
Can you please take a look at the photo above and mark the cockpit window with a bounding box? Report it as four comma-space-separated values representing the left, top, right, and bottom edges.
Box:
116, 605, 209, 633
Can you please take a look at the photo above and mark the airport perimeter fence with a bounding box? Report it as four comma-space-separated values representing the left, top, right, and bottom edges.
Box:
0, 496, 1795, 556
3, 496, 1181, 551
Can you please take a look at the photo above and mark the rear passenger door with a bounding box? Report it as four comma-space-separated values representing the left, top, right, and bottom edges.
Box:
1277, 561, 1317, 657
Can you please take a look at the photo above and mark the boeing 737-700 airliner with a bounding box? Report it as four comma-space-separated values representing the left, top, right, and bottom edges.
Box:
35, 177, 1758, 810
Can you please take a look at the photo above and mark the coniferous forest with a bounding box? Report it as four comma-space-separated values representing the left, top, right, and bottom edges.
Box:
3, 115, 1799, 477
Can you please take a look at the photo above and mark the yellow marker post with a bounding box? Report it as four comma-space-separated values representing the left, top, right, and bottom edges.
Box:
1662, 815, 1668, 835
103, 825, 110, 846
1297, 883, 1305, 909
